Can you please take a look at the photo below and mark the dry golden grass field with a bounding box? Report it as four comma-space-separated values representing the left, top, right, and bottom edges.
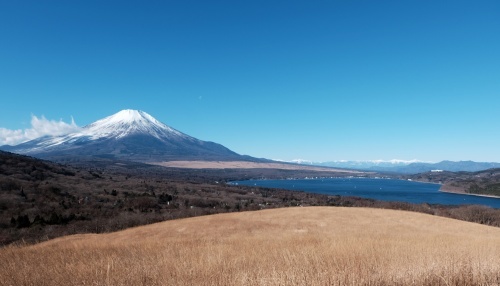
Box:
2, 207, 500, 285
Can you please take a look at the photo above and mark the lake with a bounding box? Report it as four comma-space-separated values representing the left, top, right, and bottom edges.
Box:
232, 178, 500, 209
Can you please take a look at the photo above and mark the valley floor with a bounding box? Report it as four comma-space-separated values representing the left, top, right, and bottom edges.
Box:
153, 160, 363, 173
2, 207, 500, 285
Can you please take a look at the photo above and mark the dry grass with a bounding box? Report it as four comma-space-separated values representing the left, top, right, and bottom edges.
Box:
152, 160, 362, 173
2, 207, 500, 285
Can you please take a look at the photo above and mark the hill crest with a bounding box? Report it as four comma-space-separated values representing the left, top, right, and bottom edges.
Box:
5, 207, 500, 285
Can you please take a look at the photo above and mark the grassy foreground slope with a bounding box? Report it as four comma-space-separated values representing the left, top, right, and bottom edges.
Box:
2, 207, 500, 285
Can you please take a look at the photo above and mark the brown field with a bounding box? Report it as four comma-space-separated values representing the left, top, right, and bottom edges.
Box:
152, 160, 363, 173
2, 207, 500, 286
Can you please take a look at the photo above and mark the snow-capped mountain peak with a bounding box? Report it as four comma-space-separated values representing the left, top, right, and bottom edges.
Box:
91, 109, 161, 126
1, 109, 246, 162
83, 109, 185, 140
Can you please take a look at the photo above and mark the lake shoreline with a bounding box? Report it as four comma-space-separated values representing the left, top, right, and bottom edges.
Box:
439, 188, 500, 199
438, 183, 500, 199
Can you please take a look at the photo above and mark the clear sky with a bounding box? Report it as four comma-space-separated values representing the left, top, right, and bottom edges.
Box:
1, 1, 499, 162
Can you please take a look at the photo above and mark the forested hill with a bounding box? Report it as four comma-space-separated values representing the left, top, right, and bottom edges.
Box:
405, 168, 500, 196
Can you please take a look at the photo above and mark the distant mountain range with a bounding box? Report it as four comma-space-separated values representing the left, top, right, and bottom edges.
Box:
0, 109, 260, 163
288, 160, 500, 174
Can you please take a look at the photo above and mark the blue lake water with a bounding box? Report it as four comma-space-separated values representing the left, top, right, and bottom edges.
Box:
232, 178, 500, 209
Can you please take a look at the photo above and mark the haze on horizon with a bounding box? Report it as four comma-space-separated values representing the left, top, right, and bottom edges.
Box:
1, 1, 499, 162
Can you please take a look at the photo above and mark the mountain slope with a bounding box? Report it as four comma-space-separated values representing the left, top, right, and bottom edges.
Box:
1, 110, 256, 162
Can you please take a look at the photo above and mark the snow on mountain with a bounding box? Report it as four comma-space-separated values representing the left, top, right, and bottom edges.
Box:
284, 159, 428, 167
366, 159, 427, 165
288, 159, 314, 165
83, 109, 187, 140
5, 110, 188, 153
1, 109, 252, 162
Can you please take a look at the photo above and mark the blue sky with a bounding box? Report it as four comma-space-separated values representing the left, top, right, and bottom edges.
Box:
1, 1, 499, 162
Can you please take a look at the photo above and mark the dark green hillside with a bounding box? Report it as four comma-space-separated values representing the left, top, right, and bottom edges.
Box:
465, 169, 500, 196
405, 168, 500, 197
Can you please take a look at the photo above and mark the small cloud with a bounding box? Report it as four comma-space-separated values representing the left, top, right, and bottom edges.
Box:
0, 115, 81, 146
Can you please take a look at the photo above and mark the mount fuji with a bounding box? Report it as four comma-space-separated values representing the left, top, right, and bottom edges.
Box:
1, 110, 257, 163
